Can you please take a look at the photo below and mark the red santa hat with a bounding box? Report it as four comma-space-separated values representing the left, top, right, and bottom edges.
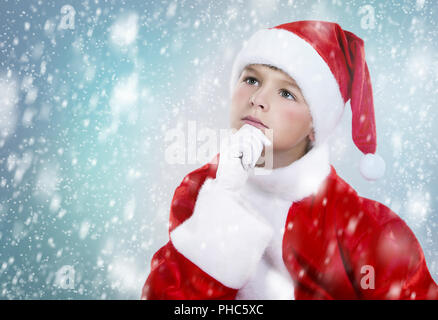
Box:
229, 20, 385, 181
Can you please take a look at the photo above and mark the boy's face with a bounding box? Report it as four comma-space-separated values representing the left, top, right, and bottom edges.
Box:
230, 64, 315, 167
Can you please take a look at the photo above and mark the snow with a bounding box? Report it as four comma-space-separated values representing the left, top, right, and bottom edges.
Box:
110, 13, 139, 47
406, 189, 431, 229
0, 75, 19, 143
34, 163, 60, 198
123, 196, 136, 221
79, 221, 90, 240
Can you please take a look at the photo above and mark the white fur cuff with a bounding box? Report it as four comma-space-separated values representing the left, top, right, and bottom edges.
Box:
170, 177, 274, 289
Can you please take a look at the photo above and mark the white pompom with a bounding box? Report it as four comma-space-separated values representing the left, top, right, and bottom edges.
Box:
359, 153, 386, 181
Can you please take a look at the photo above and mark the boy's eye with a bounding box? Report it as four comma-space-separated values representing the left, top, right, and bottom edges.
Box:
243, 77, 257, 84
243, 77, 296, 100
279, 89, 296, 101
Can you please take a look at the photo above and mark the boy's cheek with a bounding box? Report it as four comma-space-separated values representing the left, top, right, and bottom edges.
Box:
230, 99, 249, 122
232, 85, 252, 103
283, 108, 312, 129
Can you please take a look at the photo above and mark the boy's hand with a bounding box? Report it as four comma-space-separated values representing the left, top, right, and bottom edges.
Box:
216, 124, 272, 190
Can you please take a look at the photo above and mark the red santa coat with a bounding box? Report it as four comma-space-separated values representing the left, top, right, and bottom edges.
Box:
141, 144, 438, 300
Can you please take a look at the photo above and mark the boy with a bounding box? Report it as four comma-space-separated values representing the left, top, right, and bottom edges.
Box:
141, 20, 438, 299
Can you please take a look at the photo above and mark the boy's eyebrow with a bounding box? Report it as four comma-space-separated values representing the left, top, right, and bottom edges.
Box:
242, 66, 301, 91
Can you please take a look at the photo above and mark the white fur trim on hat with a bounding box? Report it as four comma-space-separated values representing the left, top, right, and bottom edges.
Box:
229, 28, 345, 147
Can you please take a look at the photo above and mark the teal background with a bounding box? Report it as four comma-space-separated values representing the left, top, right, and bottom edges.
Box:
0, 0, 437, 299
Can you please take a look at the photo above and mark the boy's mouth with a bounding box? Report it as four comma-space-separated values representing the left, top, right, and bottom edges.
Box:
241, 115, 269, 130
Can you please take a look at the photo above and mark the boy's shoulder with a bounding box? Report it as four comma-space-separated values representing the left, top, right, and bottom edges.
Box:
325, 168, 437, 300
323, 165, 410, 238
323, 165, 401, 226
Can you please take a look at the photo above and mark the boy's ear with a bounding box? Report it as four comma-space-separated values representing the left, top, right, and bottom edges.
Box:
309, 127, 315, 142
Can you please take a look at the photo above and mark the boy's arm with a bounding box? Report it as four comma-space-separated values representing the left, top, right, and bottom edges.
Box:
340, 197, 438, 300
141, 176, 273, 300
141, 241, 238, 299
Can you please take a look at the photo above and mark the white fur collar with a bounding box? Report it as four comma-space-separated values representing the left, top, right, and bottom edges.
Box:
247, 142, 331, 202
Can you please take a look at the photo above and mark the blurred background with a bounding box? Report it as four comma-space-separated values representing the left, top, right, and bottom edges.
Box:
0, 0, 437, 299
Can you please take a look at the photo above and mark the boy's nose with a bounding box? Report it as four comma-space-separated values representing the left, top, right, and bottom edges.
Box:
250, 90, 269, 110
